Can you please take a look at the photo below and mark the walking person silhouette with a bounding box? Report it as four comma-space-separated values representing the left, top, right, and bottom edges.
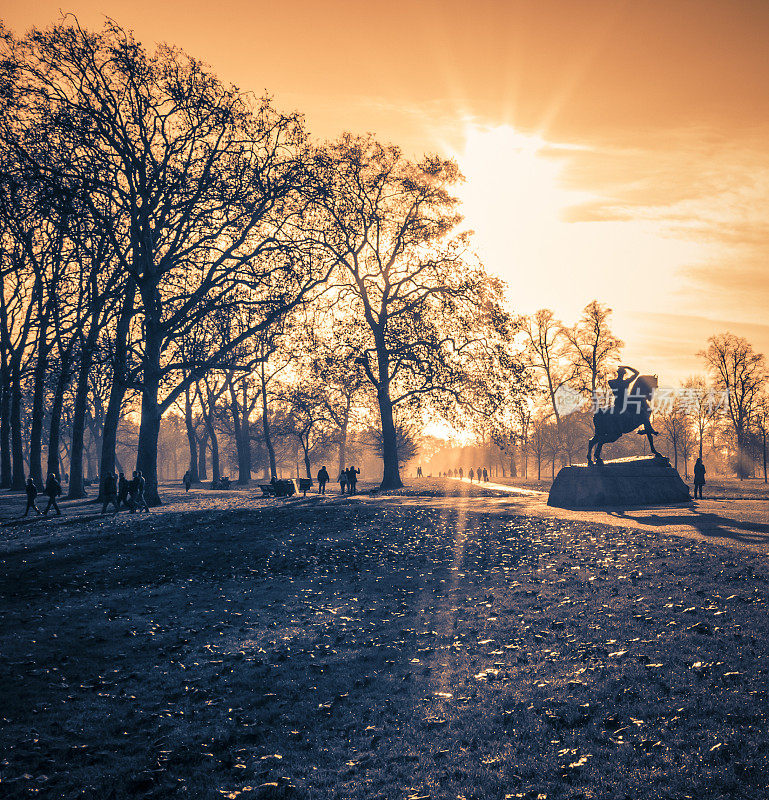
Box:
43, 472, 63, 516
23, 477, 41, 517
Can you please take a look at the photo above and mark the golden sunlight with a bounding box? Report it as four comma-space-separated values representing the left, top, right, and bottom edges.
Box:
456, 126, 589, 308
455, 125, 712, 337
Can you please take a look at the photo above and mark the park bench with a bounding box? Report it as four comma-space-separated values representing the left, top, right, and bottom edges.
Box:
258, 479, 296, 498
298, 478, 313, 496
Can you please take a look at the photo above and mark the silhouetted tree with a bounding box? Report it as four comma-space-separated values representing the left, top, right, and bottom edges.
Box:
8, 20, 327, 503
311, 135, 511, 488
562, 300, 623, 398
700, 333, 766, 478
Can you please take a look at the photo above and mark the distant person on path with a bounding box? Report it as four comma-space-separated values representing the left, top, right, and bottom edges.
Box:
43, 472, 62, 516
134, 470, 150, 512
458, 467, 463, 479
317, 466, 329, 494
347, 466, 360, 494
102, 472, 120, 514
117, 472, 131, 510
693, 457, 706, 499
416, 465, 423, 477
23, 477, 41, 517
183, 470, 191, 492
469, 468, 474, 482
483, 467, 488, 482
338, 469, 347, 494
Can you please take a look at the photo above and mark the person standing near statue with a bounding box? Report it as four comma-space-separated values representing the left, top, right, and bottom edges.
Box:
693, 457, 706, 499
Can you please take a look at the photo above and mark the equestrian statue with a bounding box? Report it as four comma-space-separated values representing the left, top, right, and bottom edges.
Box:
587, 366, 663, 465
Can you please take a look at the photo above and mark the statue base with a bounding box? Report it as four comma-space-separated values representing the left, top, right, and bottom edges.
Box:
547, 456, 691, 508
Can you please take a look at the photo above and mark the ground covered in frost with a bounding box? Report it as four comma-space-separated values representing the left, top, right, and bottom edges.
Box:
1, 485, 768, 799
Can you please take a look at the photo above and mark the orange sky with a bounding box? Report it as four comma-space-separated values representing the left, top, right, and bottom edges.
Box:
5, 0, 769, 383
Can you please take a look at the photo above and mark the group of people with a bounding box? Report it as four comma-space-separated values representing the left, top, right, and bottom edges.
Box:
435, 466, 489, 482
315, 465, 360, 494
101, 470, 150, 513
23, 468, 150, 517
23, 472, 63, 516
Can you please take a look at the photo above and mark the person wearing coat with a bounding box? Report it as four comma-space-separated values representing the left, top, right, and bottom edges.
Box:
347, 466, 360, 495
43, 472, 63, 516
693, 457, 706, 499
24, 477, 41, 517
317, 466, 329, 494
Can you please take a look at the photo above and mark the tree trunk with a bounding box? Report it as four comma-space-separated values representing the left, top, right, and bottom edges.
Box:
67, 335, 96, 498
10, 366, 25, 489
136, 310, 163, 505
377, 388, 402, 489
29, 324, 50, 488
337, 420, 348, 475
228, 380, 251, 485
99, 375, 126, 501
260, 362, 277, 480
206, 418, 220, 483
198, 430, 208, 480
0, 360, 10, 488
46, 365, 69, 487
303, 441, 312, 480
99, 284, 134, 500
184, 385, 199, 483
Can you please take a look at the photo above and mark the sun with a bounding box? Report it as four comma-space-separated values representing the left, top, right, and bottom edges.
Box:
455, 125, 579, 283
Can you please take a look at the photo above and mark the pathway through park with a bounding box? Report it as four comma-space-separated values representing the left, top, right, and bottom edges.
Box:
2, 477, 768, 556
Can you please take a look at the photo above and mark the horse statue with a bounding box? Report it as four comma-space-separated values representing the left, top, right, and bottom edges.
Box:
587, 367, 663, 465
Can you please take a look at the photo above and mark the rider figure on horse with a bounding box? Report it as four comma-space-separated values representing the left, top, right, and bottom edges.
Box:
608, 365, 639, 414
588, 365, 663, 464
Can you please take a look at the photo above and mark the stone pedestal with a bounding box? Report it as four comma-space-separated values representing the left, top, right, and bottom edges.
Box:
547, 456, 691, 508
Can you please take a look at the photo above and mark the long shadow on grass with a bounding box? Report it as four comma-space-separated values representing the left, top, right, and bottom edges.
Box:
608, 509, 769, 545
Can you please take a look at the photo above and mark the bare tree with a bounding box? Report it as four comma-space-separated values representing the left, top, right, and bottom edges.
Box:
680, 375, 723, 460
9, 21, 328, 503
699, 333, 766, 478
311, 134, 512, 488
527, 413, 551, 481
522, 309, 575, 435
658, 401, 688, 472
562, 300, 623, 398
